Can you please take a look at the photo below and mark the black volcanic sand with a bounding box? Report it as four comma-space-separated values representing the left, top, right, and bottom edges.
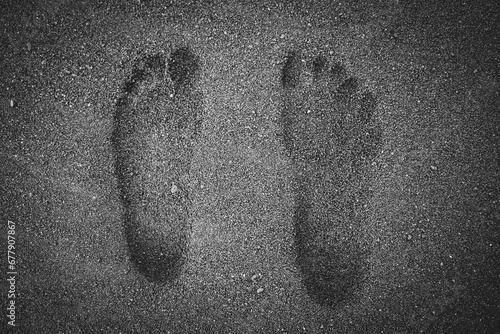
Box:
1, 0, 499, 333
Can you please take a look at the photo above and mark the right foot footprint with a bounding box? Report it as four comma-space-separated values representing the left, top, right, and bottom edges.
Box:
281, 51, 381, 167
280, 50, 383, 307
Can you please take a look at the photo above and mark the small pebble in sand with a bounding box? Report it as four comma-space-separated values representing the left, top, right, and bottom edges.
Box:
256, 288, 264, 294
251, 273, 262, 283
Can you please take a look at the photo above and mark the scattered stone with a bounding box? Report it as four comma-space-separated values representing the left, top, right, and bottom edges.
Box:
250, 273, 262, 283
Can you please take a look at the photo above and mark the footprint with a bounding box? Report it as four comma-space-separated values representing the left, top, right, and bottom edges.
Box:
280, 50, 383, 307
112, 46, 202, 283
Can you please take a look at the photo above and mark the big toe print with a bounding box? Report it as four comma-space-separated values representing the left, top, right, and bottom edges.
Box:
112, 46, 202, 284
280, 50, 383, 307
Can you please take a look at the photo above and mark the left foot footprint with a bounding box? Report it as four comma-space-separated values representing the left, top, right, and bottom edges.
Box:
113, 46, 202, 284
